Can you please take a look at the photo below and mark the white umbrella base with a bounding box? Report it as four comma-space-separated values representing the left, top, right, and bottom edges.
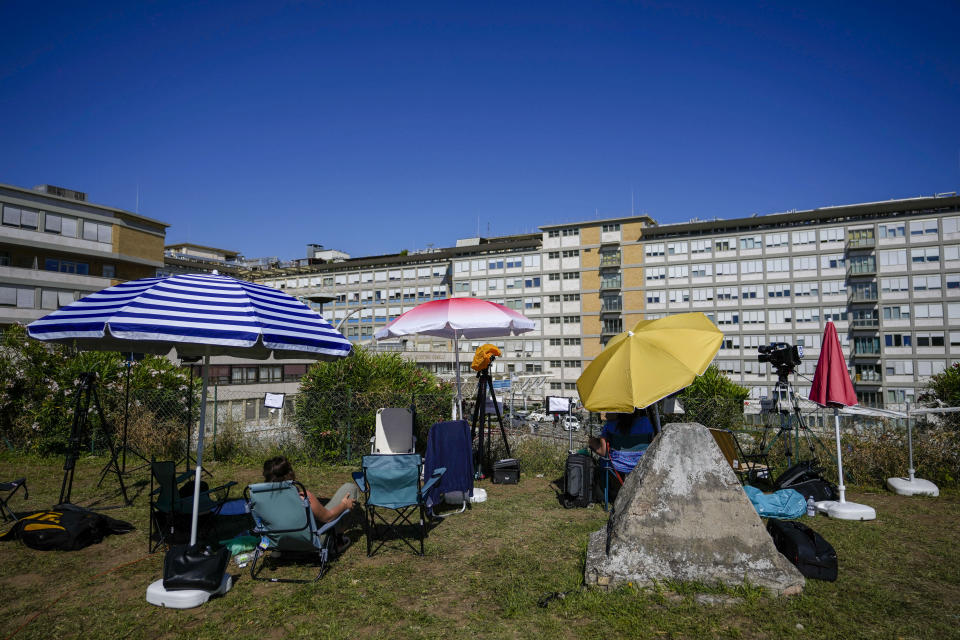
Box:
886, 476, 939, 497
814, 500, 876, 521
146, 573, 232, 608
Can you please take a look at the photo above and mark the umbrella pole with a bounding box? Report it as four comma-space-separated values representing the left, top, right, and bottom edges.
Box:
188, 355, 210, 547
454, 334, 463, 420
833, 406, 847, 504
906, 401, 915, 482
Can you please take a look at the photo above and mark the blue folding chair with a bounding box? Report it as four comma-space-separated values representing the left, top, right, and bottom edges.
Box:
245, 480, 349, 583
597, 444, 648, 512
423, 420, 473, 517
352, 454, 445, 556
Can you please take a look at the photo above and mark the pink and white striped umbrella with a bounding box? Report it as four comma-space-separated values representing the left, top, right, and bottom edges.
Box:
374, 298, 535, 417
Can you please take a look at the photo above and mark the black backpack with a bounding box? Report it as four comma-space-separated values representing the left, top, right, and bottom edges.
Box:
766, 519, 838, 581
563, 453, 592, 508
0, 504, 134, 551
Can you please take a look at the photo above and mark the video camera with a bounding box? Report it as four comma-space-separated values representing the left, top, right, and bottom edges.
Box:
757, 342, 803, 377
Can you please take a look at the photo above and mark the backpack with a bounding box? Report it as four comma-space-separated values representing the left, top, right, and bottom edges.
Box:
562, 453, 592, 508
0, 504, 134, 551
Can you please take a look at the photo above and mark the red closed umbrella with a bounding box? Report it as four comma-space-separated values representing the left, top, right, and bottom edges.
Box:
808, 321, 876, 520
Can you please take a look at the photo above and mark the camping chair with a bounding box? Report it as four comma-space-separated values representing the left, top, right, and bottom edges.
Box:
596, 444, 648, 512
370, 407, 416, 454
423, 420, 473, 517
708, 428, 771, 485
0, 478, 28, 523
245, 481, 349, 583
352, 454, 445, 556
149, 460, 236, 552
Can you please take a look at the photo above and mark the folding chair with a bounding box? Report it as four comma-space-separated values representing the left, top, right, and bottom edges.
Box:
597, 446, 647, 512
370, 407, 416, 454
423, 420, 473, 517
149, 460, 236, 552
0, 478, 28, 523
708, 428, 771, 484
352, 454, 445, 556
245, 481, 349, 583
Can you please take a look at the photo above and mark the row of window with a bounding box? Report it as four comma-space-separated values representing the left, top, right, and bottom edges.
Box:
187, 363, 309, 385
548, 360, 583, 368
644, 219, 959, 257
2, 204, 113, 243
453, 255, 542, 274
0, 285, 79, 309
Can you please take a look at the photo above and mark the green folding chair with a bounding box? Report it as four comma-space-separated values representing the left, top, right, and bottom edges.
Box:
245, 480, 349, 583
149, 460, 236, 552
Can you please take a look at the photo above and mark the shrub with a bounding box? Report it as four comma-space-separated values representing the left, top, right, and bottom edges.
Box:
676, 366, 749, 431
294, 345, 454, 462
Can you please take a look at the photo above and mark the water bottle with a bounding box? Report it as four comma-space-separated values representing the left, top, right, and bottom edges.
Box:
806, 496, 816, 517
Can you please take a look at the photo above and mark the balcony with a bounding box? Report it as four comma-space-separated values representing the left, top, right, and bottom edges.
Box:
852, 340, 882, 357
599, 276, 622, 291
848, 286, 878, 303
853, 372, 882, 386
601, 297, 622, 314
601, 321, 623, 335
850, 316, 880, 329
599, 252, 622, 268
846, 235, 876, 250
846, 259, 877, 278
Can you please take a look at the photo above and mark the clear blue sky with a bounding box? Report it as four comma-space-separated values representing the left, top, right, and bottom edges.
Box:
2, 1, 958, 260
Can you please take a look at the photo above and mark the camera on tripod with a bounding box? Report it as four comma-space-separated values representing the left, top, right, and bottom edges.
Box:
757, 342, 803, 376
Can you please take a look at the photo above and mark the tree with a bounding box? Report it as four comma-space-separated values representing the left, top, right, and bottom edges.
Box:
295, 345, 454, 461
0, 324, 196, 455
676, 365, 750, 430
920, 362, 960, 428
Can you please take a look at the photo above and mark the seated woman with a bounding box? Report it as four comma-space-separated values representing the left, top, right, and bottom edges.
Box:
589, 409, 655, 458
262, 456, 358, 547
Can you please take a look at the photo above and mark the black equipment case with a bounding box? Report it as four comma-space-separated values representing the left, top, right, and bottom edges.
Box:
766, 519, 838, 581
492, 458, 519, 484
774, 460, 838, 502
562, 453, 592, 508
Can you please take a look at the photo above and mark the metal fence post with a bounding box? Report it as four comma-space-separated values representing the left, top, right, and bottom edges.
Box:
346, 388, 352, 463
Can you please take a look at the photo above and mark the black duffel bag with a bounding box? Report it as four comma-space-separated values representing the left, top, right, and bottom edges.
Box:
766, 519, 838, 581
0, 504, 134, 551
163, 544, 230, 591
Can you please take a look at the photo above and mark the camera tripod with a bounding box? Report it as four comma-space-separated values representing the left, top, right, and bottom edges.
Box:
760, 370, 832, 467
60, 372, 130, 507
469, 357, 512, 479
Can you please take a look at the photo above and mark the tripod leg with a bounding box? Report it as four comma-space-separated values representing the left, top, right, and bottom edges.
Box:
92, 379, 131, 505
486, 375, 511, 459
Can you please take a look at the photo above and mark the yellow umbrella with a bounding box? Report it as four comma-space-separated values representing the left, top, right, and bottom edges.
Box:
577, 312, 723, 412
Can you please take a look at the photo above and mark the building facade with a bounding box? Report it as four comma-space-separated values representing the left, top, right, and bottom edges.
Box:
0, 183, 168, 327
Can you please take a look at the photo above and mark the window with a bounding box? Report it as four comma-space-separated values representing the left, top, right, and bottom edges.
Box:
691, 240, 711, 254
667, 265, 688, 279
885, 360, 914, 376
884, 333, 911, 347
44, 258, 89, 275
2, 206, 39, 230
564, 337, 581, 345
881, 277, 909, 293
524, 276, 541, 287
602, 223, 620, 232
548, 294, 561, 302
823, 307, 847, 321
524, 255, 540, 268
562, 293, 580, 301
564, 360, 581, 368
739, 235, 761, 250
524, 297, 541, 310
792, 256, 817, 271
454, 282, 470, 292
667, 242, 688, 255
796, 308, 820, 324
821, 280, 844, 295
548, 316, 561, 324
916, 332, 945, 347
879, 249, 907, 267
232, 366, 258, 384
768, 309, 791, 324
645, 243, 664, 257
914, 303, 943, 319
561, 249, 579, 258
692, 288, 713, 302
646, 267, 665, 281
506, 278, 523, 289
917, 360, 946, 377
716, 286, 738, 300
548, 273, 561, 281
260, 365, 282, 382
102, 264, 116, 278
819, 227, 843, 242
911, 247, 940, 263
717, 311, 739, 325
766, 258, 789, 273
506, 258, 522, 269
691, 263, 712, 277
913, 275, 942, 291
765, 232, 788, 247
741, 285, 761, 299
562, 315, 580, 323
715, 261, 737, 276
878, 222, 905, 238
646, 290, 663, 304
792, 230, 817, 245
714, 238, 734, 252
668, 289, 690, 303
547, 230, 560, 238
562, 271, 579, 280
741, 260, 762, 274
0, 251, 8, 267
909, 219, 938, 237
721, 335, 740, 349
561, 228, 579, 237
821, 254, 845, 269
742, 310, 764, 324
488, 260, 504, 270
768, 284, 791, 298
882, 304, 910, 320
795, 282, 818, 297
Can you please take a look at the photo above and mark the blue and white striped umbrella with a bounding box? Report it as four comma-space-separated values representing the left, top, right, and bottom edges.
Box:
28, 272, 350, 549
27, 272, 351, 360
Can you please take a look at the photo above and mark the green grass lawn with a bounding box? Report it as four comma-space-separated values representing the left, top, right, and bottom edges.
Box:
1, 453, 958, 640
